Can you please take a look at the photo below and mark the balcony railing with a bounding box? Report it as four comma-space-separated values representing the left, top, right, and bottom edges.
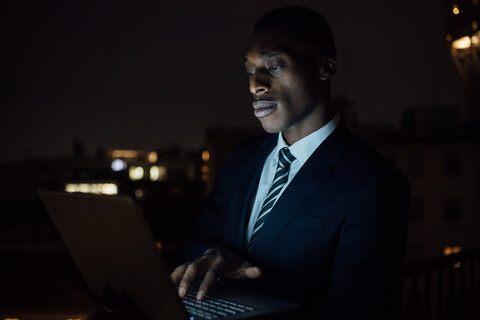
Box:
401, 247, 480, 320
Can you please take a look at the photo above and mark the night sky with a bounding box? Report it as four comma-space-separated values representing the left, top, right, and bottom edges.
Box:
0, 0, 464, 164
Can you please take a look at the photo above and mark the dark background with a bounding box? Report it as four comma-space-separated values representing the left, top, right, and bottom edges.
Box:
0, 0, 464, 163
1, 0, 478, 319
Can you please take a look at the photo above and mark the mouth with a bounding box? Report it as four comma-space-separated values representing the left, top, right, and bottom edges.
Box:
252, 100, 277, 118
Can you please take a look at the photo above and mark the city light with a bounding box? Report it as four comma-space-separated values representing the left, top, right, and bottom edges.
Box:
102, 184, 118, 195
135, 188, 144, 199
150, 166, 167, 181
150, 166, 160, 181
452, 4, 459, 15
65, 183, 118, 195
451, 36, 471, 49
472, 31, 480, 46
443, 246, 461, 256
129, 166, 144, 180
201, 165, 210, 174
202, 150, 210, 162
444, 246, 462, 269
111, 159, 127, 171
112, 150, 138, 159
148, 151, 158, 163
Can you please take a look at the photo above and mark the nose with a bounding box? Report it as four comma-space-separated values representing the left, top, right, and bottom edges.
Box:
249, 71, 271, 95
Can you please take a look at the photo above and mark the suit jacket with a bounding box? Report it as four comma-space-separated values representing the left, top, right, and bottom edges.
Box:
180, 124, 410, 319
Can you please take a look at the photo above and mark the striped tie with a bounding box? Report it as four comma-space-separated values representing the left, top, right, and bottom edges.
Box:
248, 147, 295, 250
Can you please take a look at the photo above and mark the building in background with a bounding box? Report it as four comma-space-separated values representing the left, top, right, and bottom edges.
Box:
447, 0, 480, 134
366, 104, 479, 261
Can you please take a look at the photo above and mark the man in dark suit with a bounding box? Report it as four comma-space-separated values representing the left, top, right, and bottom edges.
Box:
171, 6, 410, 319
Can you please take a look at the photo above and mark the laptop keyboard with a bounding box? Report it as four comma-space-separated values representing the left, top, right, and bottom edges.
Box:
182, 289, 256, 319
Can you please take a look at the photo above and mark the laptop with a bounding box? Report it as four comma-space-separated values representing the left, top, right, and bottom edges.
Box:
39, 191, 298, 320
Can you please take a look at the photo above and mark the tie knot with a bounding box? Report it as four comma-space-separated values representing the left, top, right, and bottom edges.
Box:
278, 147, 295, 168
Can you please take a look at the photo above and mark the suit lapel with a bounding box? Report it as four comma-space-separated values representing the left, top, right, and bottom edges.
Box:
248, 124, 351, 260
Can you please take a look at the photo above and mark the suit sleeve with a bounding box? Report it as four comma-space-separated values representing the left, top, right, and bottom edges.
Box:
322, 171, 410, 319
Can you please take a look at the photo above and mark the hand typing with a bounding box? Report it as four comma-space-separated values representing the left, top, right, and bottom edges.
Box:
170, 247, 261, 300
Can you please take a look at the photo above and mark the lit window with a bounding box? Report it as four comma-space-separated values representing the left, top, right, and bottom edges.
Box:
79, 183, 90, 193
64, 183, 118, 195
444, 246, 462, 268
129, 166, 144, 180
148, 151, 158, 163
452, 36, 471, 49
112, 150, 138, 159
102, 183, 118, 195
202, 151, 210, 162
65, 184, 78, 193
111, 159, 127, 171
150, 166, 160, 181
150, 166, 167, 181
201, 165, 210, 174
444, 246, 461, 255
472, 31, 480, 46
89, 184, 100, 194
135, 188, 144, 199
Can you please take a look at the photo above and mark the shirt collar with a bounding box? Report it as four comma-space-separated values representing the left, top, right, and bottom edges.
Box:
274, 113, 340, 165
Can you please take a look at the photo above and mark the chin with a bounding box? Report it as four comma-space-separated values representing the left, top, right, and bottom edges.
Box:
259, 121, 282, 134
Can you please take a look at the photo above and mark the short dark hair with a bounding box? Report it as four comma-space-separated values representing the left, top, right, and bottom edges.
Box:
254, 6, 336, 59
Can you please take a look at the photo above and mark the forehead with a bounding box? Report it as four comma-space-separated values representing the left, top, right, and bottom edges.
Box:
244, 27, 314, 62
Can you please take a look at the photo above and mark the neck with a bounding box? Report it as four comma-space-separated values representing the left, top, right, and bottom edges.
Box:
282, 108, 335, 145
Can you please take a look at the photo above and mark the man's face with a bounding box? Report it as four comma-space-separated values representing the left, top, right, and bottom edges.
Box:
244, 28, 327, 141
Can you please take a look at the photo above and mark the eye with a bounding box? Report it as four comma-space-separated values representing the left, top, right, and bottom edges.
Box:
268, 65, 281, 71
266, 60, 285, 74
247, 70, 255, 76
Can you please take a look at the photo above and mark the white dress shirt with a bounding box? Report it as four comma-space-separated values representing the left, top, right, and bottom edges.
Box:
246, 113, 340, 242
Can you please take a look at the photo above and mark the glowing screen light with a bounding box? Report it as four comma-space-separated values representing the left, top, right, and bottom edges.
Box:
111, 159, 127, 171
129, 166, 144, 180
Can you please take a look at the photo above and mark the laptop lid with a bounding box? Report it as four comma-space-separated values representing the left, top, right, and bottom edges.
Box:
39, 191, 298, 320
39, 191, 188, 320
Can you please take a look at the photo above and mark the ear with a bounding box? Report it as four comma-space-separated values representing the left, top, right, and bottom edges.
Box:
319, 58, 336, 80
